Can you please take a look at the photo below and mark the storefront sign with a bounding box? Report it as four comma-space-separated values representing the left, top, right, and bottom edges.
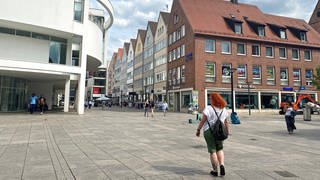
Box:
172, 86, 180, 90
299, 86, 306, 90
238, 84, 255, 89
192, 90, 198, 108
186, 53, 193, 61
282, 87, 293, 91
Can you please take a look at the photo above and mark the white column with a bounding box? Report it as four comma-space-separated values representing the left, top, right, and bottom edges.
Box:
77, 0, 89, 115
205, 89, 208, 107
66, 40, 73, 66
315, 93, 318, 101
64, 78, 70, 112
278, 91, 282, 108
294, 92, 297, 102
258, 91, 261, 112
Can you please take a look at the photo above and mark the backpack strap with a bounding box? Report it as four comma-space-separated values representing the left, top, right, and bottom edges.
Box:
206, 107, 224, 128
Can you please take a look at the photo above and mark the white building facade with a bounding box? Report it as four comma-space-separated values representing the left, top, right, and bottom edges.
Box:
0, 0, 114, 114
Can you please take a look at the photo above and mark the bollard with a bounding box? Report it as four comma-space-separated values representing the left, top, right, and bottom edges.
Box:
303, 107, 311, 121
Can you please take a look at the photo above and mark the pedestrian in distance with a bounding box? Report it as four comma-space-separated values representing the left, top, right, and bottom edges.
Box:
88, 99, 93, 109
29, 93, 38, 114
39, 96, 46, 115
284, 102, 296, 134
150, 100, 155, 118
196, 92, 230, 177
162, 101, 168, 117
144, 99, 149, 117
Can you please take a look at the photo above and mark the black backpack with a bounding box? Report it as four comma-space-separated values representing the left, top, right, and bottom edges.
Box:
207, 108, 229, 141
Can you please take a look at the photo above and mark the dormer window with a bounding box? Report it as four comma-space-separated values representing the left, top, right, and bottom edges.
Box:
280, 29, 286, 39
257, 26, 265, 36
174, 14, 179, 24
300, 31, 307, 41
234, 23, 242, 34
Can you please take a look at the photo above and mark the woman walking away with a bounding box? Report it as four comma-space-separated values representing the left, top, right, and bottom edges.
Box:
144, 99, 149, 117
196, 92, 229, 177
284, 102, 296, 134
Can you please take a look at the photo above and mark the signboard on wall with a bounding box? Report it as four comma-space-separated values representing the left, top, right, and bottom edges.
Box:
192, 90, 198, 108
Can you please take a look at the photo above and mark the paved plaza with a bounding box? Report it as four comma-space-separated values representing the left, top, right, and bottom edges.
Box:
0, 108, 319, 180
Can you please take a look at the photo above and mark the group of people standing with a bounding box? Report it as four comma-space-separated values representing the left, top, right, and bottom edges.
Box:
144, 100, 168, 118
29, 93, 46, 115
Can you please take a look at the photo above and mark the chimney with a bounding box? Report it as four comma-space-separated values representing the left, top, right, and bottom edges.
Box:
231, 0, 238, 4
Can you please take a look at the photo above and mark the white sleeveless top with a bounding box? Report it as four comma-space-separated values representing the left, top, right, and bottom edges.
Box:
202, 106, 228, 131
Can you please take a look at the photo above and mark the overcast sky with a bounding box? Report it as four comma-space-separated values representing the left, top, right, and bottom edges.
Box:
104, 0, 318, 60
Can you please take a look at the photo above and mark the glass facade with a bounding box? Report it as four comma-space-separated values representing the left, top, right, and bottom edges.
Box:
261, 93, 278, 109
235, 92, 258, 109
49, 42, 67, 64
0, 76, 28, 112
74, 0, 83, 22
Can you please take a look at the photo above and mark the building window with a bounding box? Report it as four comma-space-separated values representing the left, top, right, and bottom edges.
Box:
237, 43, 246, 55
292, 49, 299, 60
237, 65, 246, 84
173, 31, 176, 43
177, 47, 181, 59
205, 40, 215, 53
252, 45, 260, 56
49, 42, 67, 64
280, 68, 288, 86
181, 25, 185, 37
177, 67, 181, 84
168, 69, 172, 86
304, 50, 311, 61
293, 69, 301, 86
234, 23, 242, 34
74, 0, 83, 22
168, 51, 172, 62
252, 65, 261, 85
258, 26, 265, 36
306, 69, 313, 86
181, 65, 185, 83
181, 44, 185, 57
72, 50, 79, 66
174, 14, 179, 24
266, 66, 275, 85
155, 72, 166, 83
205, 62, 215, 82
221, 41, 231, 54
280, 29, 286, 39
169, 34, 172, 45
266, 46, 274, 58
279, 48, 287, 59
222, 64, 231, 83
300, 31, 307, 41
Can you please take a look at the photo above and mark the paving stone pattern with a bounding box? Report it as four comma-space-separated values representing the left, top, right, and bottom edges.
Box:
0, 109, 319, 180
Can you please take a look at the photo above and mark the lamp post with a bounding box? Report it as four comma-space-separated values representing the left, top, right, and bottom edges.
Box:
246, 81, 252, 115
230, 68, 240, 124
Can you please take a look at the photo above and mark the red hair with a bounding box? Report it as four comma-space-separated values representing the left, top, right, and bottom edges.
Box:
210, 92, 227, 109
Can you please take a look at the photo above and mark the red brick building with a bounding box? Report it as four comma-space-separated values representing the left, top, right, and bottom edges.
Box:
167, 0, 320, 112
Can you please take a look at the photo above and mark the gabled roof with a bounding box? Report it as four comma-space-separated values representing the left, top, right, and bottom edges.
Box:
160, 11, 170, 25
124, 42, 130, 55
177, 0, 320, 46
117, 48, 123, 61
130, 39, 137, 50
148, 21, 158, 37
136, 29, 147, 43
309, 0, 320, 33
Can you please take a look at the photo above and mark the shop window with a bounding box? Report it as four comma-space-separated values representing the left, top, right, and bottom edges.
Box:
281, 93, 294, 104
292, 49, 299, 60
306, 69, 313, 86
181, 65, 185, 83
280, 68, 288, 86
252, 45, 260, 56
237, 65, 246, 84
252, 65, 261, 85
182, 92, 191, 108
222, 64, 231, 83
261, 93, 279, 109
205, 62, 215, 82
236, 92, 258, 109
279, 48, 287, 59
293, 69, 301, 86
266, 66, 275, 85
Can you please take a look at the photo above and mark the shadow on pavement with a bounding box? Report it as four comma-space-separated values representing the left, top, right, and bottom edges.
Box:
152, 165, 209, 176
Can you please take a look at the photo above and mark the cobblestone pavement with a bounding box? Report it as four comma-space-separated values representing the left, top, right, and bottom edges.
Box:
0, 108, 319, 180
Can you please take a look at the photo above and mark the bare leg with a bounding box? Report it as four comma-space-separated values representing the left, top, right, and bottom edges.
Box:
210, 153, 219, 171
217, 150, 224, 165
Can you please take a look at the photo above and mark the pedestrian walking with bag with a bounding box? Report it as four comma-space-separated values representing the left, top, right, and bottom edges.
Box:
284, 102, 296, 134
196, 92, 229, 177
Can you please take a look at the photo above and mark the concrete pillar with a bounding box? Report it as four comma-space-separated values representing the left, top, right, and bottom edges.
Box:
258, 91, 261, 112
66, 40, 72, 66
315, 93, 318, 101
64, 78, 70, 112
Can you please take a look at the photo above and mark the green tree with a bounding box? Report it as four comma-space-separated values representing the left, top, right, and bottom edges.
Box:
312, 65, 320, 90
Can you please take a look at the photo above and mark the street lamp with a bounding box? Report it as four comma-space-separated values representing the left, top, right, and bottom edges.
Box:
230, 68, 240, 124
246, 81, 252, 115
